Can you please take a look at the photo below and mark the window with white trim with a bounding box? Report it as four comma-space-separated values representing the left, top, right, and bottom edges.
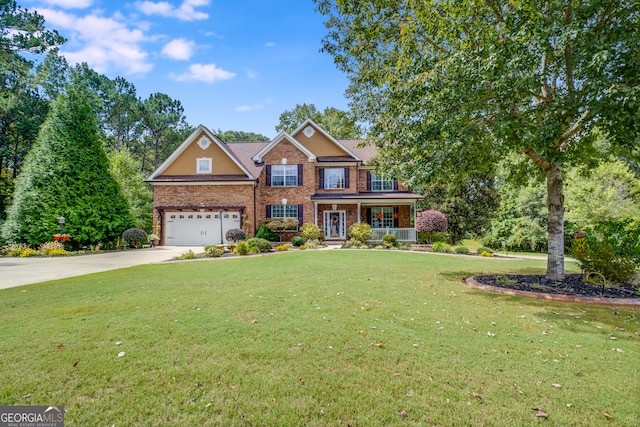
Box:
371, 173, 394, 191
324, 168, 345, 189
371, 207, 394, 228
271, 165, 298, 186
270, 204, 298, 218
196, 157, 212, 174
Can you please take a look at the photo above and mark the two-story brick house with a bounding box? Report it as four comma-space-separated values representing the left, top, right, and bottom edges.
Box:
147, 119, 423, 245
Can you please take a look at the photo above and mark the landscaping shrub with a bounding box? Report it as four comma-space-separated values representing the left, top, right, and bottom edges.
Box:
416, 210, 448, 244
255, 225, 277, 242
299, 223, 323, 241
275, 244, 290, 251
382, 234, 398, 248
225, 228, 246, 243
348, 223, 372, 244
19, 248, 40, 257
39, 241, 66, 256
479, 250, 494, 257
265, 218, 299, 232
455, 246, 470, 254
1, 243, 28, 257
175, 249, 196, 260
122, 228, 147, 248
235, 241, 250, 255
432, 241, 452, 253
245, 237, 272, 253
476, 246, 494, 255
570, 220, 640, 284
205, 246, 224, 257
291, 236, 305, 247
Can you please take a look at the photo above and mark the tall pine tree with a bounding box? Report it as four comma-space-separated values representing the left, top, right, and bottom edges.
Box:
1, 80, 133, 247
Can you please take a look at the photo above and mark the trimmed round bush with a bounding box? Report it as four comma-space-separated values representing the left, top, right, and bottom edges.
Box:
291, 235, 305, 247
476, 246, 494, 255
235, 241, 250, 255
348, 223, 372, 244
122, 228, 147, 248
225, 228, 246, 243
206, 246, 224, 257
245, 237, 272, 253
382, 234, 398, 248
300, 223, 323, 241
416, 210, 448, 233
455, 246, 470, 254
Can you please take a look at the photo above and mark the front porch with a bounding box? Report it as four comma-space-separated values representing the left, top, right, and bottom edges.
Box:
312, 194, 424, 243
368, 227, 417, 243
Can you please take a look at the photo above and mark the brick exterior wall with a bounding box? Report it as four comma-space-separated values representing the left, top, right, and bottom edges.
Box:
153, 184, 255, 244
256, 140, 316, 227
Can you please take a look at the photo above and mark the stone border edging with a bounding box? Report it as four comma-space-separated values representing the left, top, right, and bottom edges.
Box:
464, 276, 640, 307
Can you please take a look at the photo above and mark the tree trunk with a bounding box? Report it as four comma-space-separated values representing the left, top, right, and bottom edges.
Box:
546, 163, 565, 280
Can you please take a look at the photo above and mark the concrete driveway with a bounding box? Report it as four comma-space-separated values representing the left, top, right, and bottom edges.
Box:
0, 246, 203, 290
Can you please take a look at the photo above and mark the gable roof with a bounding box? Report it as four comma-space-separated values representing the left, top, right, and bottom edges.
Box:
291, 119, 362, 161
339, 140, 377, 165
251, 131, 316, 163
147, 125, 256, 181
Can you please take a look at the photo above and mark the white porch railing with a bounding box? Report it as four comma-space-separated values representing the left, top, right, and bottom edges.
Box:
369, 228, 417, 243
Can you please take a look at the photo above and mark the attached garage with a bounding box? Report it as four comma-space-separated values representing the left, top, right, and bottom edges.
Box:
165, 211, 242, 246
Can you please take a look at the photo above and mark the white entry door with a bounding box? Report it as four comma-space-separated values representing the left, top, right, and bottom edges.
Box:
323, 210, 346, 240
165, 211, 241, 245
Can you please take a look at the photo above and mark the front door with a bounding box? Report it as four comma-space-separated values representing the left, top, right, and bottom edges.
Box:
323, 210, 346, 240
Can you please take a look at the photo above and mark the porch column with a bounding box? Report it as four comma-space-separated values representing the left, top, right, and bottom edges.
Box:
357, 202, 361, 223
314, 202, 318, 226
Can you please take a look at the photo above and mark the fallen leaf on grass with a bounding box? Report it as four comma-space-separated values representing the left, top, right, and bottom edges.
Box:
117, 351, 126, 358
533, 408, 548, 418
604, 412, 613, 419
487, 332, 496, 337
56, 343, 64, 348
473, 392, 482, 399
73, 361, 78, 368
397, 410, 408, 417
551, 383, 562, 388
251, 319, 258, 324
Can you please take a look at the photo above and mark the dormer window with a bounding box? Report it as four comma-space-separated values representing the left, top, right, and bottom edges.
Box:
197, 157, 212, 174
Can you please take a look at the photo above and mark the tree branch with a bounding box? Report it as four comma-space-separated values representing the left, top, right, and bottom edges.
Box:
540, 52, 551, 101
556, 109, 589, 150
564, 1, 575, 93
524, 148, 552, 171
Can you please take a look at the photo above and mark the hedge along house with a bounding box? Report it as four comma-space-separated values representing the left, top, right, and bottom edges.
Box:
147, 119, 424, 245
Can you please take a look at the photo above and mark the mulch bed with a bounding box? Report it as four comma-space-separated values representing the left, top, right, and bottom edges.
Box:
470, 273, 639, 300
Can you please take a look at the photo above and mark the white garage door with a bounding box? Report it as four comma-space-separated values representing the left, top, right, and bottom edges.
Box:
165, 211, 241, 246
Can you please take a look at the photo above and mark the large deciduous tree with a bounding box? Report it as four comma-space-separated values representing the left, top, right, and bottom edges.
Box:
1, 81, 133, 247
317, 0, 640, 280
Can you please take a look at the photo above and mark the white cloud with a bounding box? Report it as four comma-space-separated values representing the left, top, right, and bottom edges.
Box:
136, 0, 209, 21
162, 38, 194, 60
265, 41, 275, 48
246, 69, 258, 79
171, 63, 235, 83
235, 98, 273, 112
38, 0, 93, 9
36, 8, 153, 75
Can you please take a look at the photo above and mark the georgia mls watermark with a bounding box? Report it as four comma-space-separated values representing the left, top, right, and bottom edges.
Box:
0, 406, 64, 427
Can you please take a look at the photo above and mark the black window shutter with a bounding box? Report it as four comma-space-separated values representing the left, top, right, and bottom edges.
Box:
344, 168, 350, 188
297, 164, 303, 186
366, 171, 372, 191
266, 205, 272, 218
297, 204, 304, 226
265, 165, 271, 187
319, 168, 324, 189
393, 179, 399, 191
394, 206, 399, 228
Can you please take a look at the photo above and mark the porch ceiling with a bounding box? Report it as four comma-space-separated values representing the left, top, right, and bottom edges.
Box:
311, 192, 423, 205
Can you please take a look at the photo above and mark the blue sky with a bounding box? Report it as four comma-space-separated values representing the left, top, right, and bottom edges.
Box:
26, 0, 350, 138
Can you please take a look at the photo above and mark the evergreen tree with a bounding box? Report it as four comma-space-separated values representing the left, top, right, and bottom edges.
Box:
1, 81, 134, 247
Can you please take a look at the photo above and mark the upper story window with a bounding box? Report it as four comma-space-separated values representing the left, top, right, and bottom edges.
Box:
271, 165, 298, 187
197, 158, 212, 174
324, 168, 345, 189
370, 173, 394, 191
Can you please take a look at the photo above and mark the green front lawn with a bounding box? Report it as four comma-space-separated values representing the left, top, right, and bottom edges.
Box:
1, 251, 638, 426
